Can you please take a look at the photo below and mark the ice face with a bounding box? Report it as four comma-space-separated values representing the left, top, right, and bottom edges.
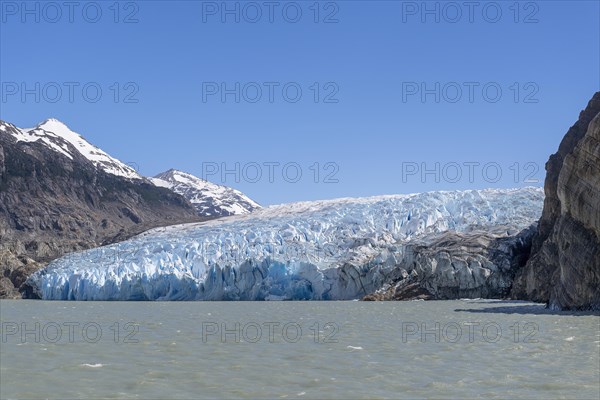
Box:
27, 188, 544, 300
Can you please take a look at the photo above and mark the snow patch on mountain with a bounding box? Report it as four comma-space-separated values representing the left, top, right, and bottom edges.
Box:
149, 169, 260, 217
27, 187, 544, 301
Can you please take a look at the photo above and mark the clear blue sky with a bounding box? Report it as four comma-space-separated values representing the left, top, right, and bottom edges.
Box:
1, 0, 599, 205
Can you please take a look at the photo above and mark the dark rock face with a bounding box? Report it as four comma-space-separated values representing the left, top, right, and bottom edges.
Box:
512, 92, 600, 310
0, 120, 202, 298
363, 226, 536, 301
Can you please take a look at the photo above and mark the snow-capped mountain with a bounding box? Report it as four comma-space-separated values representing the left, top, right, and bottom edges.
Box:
0, 117, 203, 298
0, 118, 141, 179
149, 169, 260, 217
0, 118, 259, 217
27, 187, 545, 301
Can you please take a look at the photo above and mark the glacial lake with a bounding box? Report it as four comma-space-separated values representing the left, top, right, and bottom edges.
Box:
1, 300, 599, 399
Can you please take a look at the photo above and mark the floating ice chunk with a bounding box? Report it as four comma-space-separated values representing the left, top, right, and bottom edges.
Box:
81, 363, 104, 368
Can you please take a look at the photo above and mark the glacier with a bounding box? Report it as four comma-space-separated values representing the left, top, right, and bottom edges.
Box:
26, 188, 545, 300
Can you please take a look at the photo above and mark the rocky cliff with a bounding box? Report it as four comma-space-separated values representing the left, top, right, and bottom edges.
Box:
0, 120, 202, 298
511, 92, 600, 310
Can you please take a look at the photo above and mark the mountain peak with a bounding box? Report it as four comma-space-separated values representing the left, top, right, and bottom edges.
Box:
156, 169, 210, 185
150, 169, 260, 217
159, 168, 187, 178
5, 118, 142, 180
40, 117, 67, 125
36, 118, 72, 134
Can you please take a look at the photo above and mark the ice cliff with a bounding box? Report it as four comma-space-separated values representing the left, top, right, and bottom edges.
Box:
26, 188, 544, 300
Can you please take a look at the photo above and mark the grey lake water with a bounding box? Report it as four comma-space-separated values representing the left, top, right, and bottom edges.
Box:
0, 300, 599, 400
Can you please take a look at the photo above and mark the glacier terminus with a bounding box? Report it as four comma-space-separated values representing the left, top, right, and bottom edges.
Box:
27, 188, 544, 301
